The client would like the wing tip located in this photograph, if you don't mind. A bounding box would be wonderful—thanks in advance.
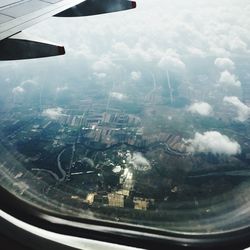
[58,45,65,55]
[131,1,137,9]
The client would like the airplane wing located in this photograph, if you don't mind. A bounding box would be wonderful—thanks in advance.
[0,0,136,60]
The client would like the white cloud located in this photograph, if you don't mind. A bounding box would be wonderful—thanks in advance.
[188,102,213,116]
[185,131,241,156]
[56,86,68,92]
[214,58,235,70]
[94,72,107,79]
[21,79,37,87]
[187,47,206,57]
[12,79,37,95]
[127,152,151,171]
[92,56,116,72]
[12,86,25,95]
[158,49,186,72]
[110,92,127,100]
[112,42,131,58]
[130,71,141,81]
[229,37,248,52]
[218,70,241,87]
[223,96,250,122]
[210,47,231,57]
[42,107,64,120]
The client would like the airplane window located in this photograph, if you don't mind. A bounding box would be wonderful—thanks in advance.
[1,0,250,235]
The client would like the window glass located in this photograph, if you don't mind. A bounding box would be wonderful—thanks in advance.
[1,0,250,233]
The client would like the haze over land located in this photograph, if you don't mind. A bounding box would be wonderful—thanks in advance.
[1,0,250,232]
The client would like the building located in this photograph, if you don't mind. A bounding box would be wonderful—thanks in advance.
[108,192,124,208]
[85,192,96,205]
[133,197,154,211]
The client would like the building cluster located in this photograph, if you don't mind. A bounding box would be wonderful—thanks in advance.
[58,114,83,127]
[81,111,143,147]
[80,110,186,153]
[84,191,154,211]
[141,132,185,152]
[83,164,154,211]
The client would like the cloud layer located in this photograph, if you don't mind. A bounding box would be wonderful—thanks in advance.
[12,79,37,95]
[12,86,25,95]
[131,71,141,81]
[223,96,250,122]
[214,58,235,70]
[42,107,64,120]
[110,92,127,100]
[219,71,241,87]
[158,49,186,72]
[185,131,241,156]
[127,152,151,171]
[188,102,213,116]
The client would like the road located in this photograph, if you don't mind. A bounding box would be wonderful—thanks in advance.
[31,168,59,181]
[57,148,66,181]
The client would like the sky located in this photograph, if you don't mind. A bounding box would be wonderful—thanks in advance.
[3,0,250,85]
[1,0,250,156]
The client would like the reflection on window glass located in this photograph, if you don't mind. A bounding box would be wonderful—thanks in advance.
[1,0,250,234]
